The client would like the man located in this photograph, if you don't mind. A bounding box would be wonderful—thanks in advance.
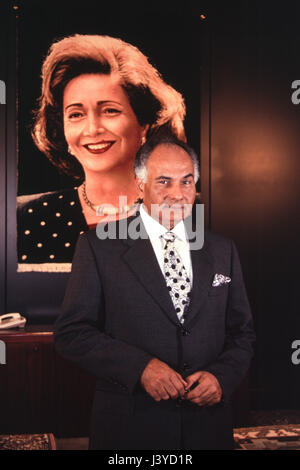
[54,133,255,450]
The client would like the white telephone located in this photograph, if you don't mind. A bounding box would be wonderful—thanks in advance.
[0,313,27,329]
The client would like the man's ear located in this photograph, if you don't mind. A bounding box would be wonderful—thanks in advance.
[136,178,144,196]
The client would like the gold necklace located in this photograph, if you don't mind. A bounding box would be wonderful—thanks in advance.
[81,182,141,216]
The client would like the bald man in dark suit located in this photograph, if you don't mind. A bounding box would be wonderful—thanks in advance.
[54,133,255,450]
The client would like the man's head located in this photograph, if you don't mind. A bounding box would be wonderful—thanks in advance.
[134,133,199,229]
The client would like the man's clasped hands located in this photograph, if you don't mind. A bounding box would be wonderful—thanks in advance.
[141,358,222,406]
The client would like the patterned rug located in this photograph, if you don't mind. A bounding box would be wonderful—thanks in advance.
[234,424,300,450]
[0,434,56,450]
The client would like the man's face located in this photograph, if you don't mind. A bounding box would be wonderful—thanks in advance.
[138,144,196,229]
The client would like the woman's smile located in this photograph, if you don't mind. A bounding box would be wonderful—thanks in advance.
[83,140,115,154]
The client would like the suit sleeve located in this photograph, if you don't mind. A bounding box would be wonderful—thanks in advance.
[204,240,256,402]
[54,234,153,394]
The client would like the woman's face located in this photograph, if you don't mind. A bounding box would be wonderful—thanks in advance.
[63,73,148,176]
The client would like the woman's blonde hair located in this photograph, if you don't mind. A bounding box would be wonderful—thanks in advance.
[32,34,186,179]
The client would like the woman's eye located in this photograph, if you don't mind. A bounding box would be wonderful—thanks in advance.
[67,111,83,120]
[103,108,121,115]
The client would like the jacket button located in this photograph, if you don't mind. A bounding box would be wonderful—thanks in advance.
[183,363,189,370]
[176,398,183,408]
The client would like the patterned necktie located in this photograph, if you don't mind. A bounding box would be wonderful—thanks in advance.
[161,232,191,324]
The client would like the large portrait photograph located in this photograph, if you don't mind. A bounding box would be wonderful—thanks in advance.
[16,1,202,272]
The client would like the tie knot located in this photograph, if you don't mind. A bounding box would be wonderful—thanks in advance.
[161,231,176,243]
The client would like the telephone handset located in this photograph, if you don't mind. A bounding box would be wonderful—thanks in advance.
[0,313,26,329]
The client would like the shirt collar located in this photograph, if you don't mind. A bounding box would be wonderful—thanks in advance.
[139,204,188,243]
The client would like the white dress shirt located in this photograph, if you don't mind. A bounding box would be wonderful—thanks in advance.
[139,204,193,286]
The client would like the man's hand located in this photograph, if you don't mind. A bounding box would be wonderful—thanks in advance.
[141,358,187,401]
[184,371,222,406]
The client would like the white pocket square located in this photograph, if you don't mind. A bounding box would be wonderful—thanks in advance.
[212,273,231,287]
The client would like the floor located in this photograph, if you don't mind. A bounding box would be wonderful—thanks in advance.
[55,437,89,450]
[54,409,300,450]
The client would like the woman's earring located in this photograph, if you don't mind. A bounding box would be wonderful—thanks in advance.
[141,136,146,146]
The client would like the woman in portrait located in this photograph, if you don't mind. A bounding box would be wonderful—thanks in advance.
[17,34,186,268]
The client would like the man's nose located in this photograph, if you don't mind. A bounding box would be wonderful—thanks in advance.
[83,113,105,137]
[167,184,184,201]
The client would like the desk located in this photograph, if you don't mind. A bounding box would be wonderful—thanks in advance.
[0,325,95,437]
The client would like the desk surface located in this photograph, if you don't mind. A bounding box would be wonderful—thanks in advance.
[0,324,54,342]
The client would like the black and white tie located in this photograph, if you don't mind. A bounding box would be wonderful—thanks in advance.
[161,232,191,324]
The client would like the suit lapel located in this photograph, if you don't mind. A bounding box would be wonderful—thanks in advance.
[184,244,214,327]
[183,211,215,327]
[121,213,181,326]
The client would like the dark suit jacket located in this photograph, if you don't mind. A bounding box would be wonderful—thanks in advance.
[54,211,255,450]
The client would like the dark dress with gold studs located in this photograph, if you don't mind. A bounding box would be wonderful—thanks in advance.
[17,188,91,264]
